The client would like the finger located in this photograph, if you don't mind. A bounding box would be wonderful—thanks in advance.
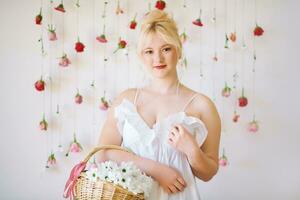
[164,187,172,194]
[174,181,184,191]
[168,131,175,140]
[177,177,186,187]
[170,127,179,135]
[168,185,179,193]
[169,131,176,137]
[175,124,184,132]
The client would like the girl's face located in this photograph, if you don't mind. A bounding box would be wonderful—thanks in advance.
[140,33,179,79]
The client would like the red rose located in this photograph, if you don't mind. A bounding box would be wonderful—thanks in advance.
[35,14,42,25]
[75,40,85,52]
[130,21,137,29]
[238,89,248,107]
[113,39,127,53]
[254,25,264,36]
[35,79,45,91]
[155,0,166,10]
[119,40,127,48]
[239,96,248,107]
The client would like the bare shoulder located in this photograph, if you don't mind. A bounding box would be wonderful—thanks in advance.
[193,93,219,118]
[181,86,219,120]
[112,88,138,107]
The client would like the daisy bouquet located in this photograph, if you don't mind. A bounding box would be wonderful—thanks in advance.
[86,161,153,198]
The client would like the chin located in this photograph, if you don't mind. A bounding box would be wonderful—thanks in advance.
[151,69,173,79]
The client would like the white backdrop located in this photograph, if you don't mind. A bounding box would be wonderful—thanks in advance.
[0,0,300,199]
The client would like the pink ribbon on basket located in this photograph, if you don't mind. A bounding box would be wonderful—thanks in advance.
[63,161,87,200]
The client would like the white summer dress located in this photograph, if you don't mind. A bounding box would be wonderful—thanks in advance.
[114,89,208,200]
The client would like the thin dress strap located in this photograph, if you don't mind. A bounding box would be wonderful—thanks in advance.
[182,93,198,111]
[133,88,139,105]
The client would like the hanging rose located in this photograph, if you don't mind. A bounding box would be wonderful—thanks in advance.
[248,119,259,133]
[35,8,43,25]
[180,30,188,43]
[99,96,109,110]
[96,34,108,43]
[222,83,231,97]
[224,33,229,48]
[253,24,264,36]
[155,0,166,10]
[59,53,71,67]
[66,134,83,156]
[47,24,57,41]
[113,39,127,53]
[75,90,83,104]
[129,14,137,30]
[54,2,66,13]
[75,37,85,53]
[34,77,45,92]
[219,149,228,167]
[116,0,124,15]
[46,152,56,168]
[238,88,248,107]
[212,52,218,62]
[229,32,237,42]
[39,115,48,131]
[232,111,240,123]
[88,158,98,170]
[192,18,203,27]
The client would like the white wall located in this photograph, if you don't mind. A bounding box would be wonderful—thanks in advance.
[1,0,300,199]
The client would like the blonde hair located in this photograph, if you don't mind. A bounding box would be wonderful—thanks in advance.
[137,10,182,59]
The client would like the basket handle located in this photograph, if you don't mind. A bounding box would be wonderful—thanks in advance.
[64,145,131,199]
[82,144,132,163]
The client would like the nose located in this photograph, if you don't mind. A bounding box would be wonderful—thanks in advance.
[153,51,164,63]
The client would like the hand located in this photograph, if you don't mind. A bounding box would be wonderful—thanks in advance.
[168,124,198,155]
[153,163,186,194]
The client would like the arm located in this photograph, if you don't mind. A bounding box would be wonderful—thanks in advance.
[168,96,221,182]
[98,89,187,194]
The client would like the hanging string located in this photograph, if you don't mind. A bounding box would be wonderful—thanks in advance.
[232,0,238,88]
[102,0,108,97]
[241,0,246,49]
[38,0,49,171]
[126,0,130,89]
[252,0,257,121]
[56,0,66,151]
[252,51,257,121]
[47,0,54,168]
[73,0,80,140]
[233,0,237,33]
[211,0,217,102]
[199,0,204,90]
[223,0,228,85]
[113,0,121,97]
[90,0,97,147]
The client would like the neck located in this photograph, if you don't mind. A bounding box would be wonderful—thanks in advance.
[148,77,180,95]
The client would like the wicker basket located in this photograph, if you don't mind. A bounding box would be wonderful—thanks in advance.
[64,145,145,200]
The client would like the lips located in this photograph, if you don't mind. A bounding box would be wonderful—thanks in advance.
[154,64,167,69]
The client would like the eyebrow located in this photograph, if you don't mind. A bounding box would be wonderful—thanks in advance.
[143,44,171,50]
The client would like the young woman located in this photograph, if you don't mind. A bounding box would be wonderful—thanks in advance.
[98,10,221,200]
